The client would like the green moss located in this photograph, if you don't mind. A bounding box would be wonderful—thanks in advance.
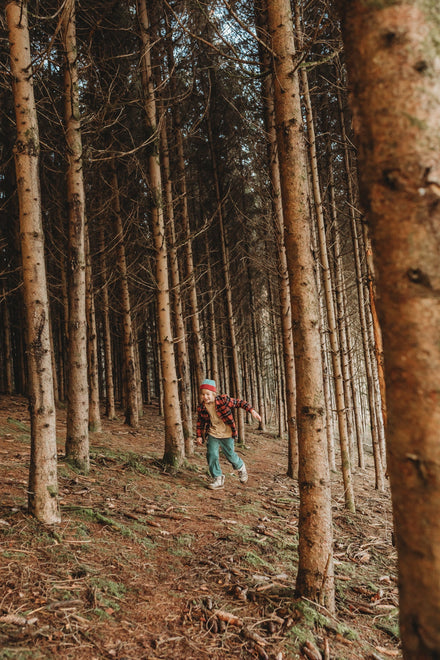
[243,550,273,569]
[285,624,313,653]
[90,577,127,599]
[375,610,400,640]
[336,622,359,641]
[295,599,331,628]
[7,417,30,432]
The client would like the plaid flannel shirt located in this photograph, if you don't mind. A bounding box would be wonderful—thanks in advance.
[196,394,253,441]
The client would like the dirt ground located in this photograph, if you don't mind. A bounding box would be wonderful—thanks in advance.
[0,395,401,659]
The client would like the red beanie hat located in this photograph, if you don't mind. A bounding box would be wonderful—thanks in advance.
[200,378,216,392]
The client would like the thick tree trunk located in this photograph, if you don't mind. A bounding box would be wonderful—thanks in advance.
[138,0,184,466]
[62,0,89,473]
[340,4,440,657]
[6,0,60,524]
[265,0,334,611]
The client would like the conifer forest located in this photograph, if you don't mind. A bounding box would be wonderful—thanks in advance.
[0,1,439,659]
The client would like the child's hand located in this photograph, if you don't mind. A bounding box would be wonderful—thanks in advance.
[196,437,203,446]
[251,409,262,423]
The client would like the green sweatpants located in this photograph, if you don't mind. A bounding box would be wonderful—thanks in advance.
[206,434,244,478]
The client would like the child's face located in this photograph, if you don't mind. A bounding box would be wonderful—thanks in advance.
[200,388,215,404]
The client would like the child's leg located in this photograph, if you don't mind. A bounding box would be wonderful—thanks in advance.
[219,437,244,470]
[206,435,222,477]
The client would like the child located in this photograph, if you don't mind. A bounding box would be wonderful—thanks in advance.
[196,378,262,490]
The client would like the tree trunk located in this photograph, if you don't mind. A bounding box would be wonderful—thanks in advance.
[205,233,220,386]
[160,110,193,454]
[98,223,116,419]
[340,4,440,657]
[336,79,384,487]
[85,222,101,432]
[205,112,246,442]
[137,0,184,466]
[265,0,334,611]
[1,281,14,394]
[256,2,297,475]
[300,49,355,511]
[363,226,387,466]
[6,0,60,524]
[62,0,89,473]
[49,312,59,406]
[328,152,364,469]
[111,162,139,427]
[166,34,205,393]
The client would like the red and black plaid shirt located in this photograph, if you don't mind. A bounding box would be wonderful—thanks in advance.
[196,394,253,440]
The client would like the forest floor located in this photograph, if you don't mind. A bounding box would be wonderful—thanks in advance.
[0,395,401,660]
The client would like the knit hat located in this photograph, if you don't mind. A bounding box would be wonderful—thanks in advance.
[200,378,216,392]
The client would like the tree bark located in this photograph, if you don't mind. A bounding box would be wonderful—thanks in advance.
[205,233,220,386]
[98,223,116,420]
[299,46,355,511]
[6,0,60,524]
[160,110,193,454]
[1,281,14,394]
[336,79,384,486]
[265,0,334,611]
[256,2,298,476]
[206,112,245,442]
[111,162,139,427]
[62,0,89,473]
[85,222,101,432]
[137,0,184,466]
[340,3,440,657]
[165,32,205,394]
[328,156,364,470]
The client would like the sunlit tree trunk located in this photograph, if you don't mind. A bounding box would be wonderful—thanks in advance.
[62,0,89,473]
[138,0,184,466]
[340,4,440,657]
[265,0,334,611]
[6,0,60,524]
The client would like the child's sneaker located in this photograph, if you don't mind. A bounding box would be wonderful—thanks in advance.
[208,475,225,490]
[238,463,248,483]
